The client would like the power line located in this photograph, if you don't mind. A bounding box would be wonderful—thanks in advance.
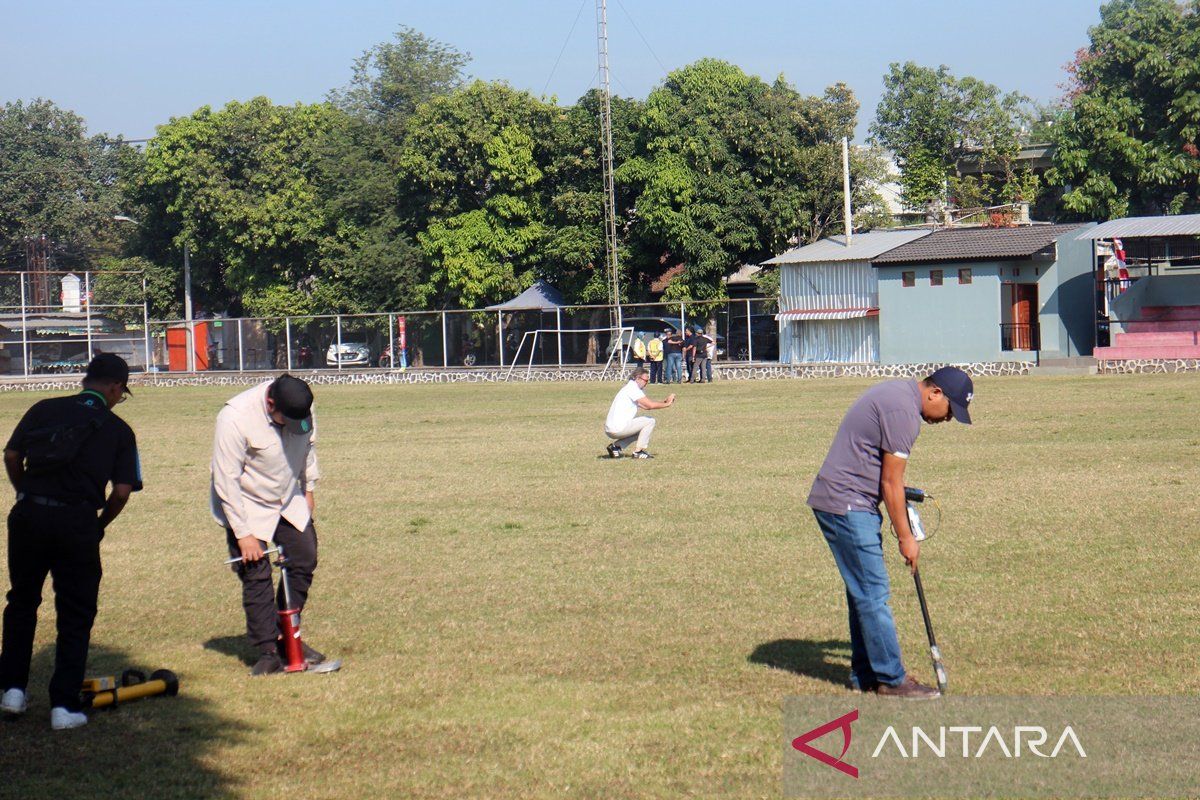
[613,0,670,76]
[542,0,590,98]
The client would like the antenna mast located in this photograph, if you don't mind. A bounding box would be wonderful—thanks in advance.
[596,0,622,328]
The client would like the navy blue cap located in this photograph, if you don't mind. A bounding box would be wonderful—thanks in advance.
[928,366,973,424]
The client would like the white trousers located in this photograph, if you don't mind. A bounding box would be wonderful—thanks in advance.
[605,416,656,451]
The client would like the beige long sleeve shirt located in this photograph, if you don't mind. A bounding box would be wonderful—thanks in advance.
[210,381,319,541]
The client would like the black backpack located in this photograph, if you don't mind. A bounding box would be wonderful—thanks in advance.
[21,417,104,476]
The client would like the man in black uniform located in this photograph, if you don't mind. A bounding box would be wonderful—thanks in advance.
[0,354,142,729]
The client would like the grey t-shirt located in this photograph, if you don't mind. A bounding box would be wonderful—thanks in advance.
[807,379,922,515]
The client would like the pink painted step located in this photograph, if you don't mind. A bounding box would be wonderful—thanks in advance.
[1139,305,1200,321]
[1114,331,1199,346]
[1094,344,1200,359]
[1125,319,1200,333]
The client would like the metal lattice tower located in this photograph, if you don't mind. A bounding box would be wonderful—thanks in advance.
[596,0,622,328]
[24,235,52,311]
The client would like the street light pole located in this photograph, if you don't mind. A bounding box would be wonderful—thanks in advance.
[184,244,195,372]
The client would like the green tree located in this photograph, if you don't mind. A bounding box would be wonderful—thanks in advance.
[870,62,1035,210]
[397,82,562,308]
[329,26,469,128]
[0,100,136,271]
[618,60,885,300]
[318,26,472,313]
[1051,0,1200,219]
[134,97,339,316]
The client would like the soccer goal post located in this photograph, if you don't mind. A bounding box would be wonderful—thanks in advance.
[503,326,634,381]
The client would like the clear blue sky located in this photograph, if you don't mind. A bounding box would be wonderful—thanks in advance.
[1,0,1101,141]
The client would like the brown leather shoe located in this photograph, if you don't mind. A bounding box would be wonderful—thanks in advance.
[875,676,941,699]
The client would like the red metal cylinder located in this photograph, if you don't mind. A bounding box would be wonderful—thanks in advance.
[277,608,306,672]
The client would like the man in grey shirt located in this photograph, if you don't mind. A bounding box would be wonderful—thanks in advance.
[807,367,973,699]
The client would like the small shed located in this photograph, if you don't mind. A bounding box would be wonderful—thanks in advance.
[766,230,931,363]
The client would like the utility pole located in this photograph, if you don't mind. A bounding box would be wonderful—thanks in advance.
[184,244,195,372]
[597,0,622,330]
[842,137,853,247]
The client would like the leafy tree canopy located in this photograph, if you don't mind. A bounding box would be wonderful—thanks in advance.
[871,62,1035,209]
[1051,0,1200,219]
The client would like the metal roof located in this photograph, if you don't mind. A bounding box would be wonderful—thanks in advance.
[764,230,932,265]
[1075,214,1200,240]
[872,223,1087,265]
[485,279,564,310]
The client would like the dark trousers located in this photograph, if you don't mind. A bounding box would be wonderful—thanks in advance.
[649,360,663,383]
[226,519,318,654]
[0,501,102,711]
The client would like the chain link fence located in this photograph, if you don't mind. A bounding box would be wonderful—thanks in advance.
[0,275,779,377]
[0,271,150,377]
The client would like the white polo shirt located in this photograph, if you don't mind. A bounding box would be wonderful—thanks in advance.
[605,380,645,432]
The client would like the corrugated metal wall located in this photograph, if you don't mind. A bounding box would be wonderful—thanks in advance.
[786,317,880,363]
[780,260,879,362]
[780,260,878,311]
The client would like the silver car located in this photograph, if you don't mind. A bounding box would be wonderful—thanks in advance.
[325,341,372,367]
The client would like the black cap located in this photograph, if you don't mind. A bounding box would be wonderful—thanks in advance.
[268,374,314,435]
[85,353,131,395]
[927,366,973,424]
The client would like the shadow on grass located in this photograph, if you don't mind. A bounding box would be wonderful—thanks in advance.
[748,638,850,687]
[203,634,255,667]
[0,642,251,800]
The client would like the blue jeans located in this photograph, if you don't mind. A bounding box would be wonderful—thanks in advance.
[812,509,906,689]
[665,353,683,383]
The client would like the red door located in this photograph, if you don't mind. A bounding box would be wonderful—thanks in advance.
[1011,284,1037,350]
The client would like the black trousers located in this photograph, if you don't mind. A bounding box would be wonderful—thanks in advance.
[0,500,102,711]
[649,360,663,383]
[226,519,318,654]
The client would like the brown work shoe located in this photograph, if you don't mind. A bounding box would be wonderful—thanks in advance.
[875,676,941,699]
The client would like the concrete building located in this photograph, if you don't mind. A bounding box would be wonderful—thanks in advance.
[871,223,1095,364]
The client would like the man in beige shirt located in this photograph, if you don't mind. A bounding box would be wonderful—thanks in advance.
[211,374,326,676]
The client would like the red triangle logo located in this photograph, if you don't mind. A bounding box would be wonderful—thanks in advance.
[791,708,859,778]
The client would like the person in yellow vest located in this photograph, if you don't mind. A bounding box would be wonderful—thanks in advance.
[631,334,647,370]
[646,333,665,384]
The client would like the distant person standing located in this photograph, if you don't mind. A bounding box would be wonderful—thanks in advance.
[700,331,710,383]
[807,367,973,699]
[604,367,675,459]
[631,334,647,369]
[664,329,685,384]
[692,327,712,384]
[683,327,700,383]
[0,354,142,730]
[647,333,664,384]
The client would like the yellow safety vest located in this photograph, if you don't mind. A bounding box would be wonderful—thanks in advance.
[646,337,663,361]
[632,338,647,359]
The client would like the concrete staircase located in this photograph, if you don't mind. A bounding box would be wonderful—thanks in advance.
[1094,305,1200,360]
[1028,356,1098,376]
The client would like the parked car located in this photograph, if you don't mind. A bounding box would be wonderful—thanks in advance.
[725,314,779,361]
[605,317,725,361]
[326,341,372,367]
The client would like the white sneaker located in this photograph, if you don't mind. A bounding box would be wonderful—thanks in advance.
[50,706,87,730]
[1,688,27,715]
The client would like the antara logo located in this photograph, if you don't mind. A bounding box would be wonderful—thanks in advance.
[792,709,859,778]
[792,710,1088,779]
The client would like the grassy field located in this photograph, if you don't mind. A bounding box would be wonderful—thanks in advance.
[0,372,1197,799]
